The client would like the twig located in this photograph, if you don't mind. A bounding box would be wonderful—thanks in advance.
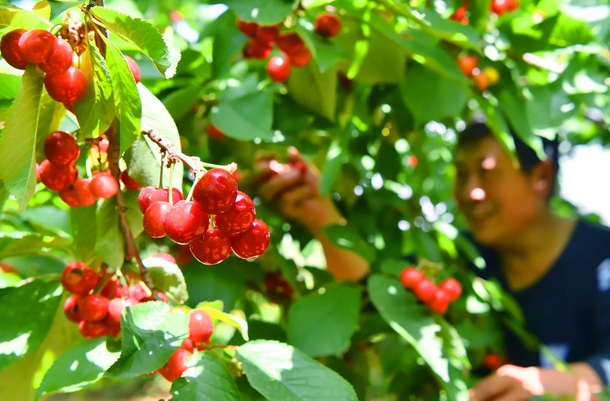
[142,129,205,175]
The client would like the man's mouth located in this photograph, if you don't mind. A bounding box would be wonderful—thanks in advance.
[462,203,495,222]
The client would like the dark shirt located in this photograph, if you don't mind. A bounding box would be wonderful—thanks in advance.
[468,219,610,384]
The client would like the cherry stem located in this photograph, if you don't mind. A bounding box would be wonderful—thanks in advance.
[142,129,204,175]
[185,179,197,203]
[158,150,165,189]
[168,163,174,205]
[200,161,238,174]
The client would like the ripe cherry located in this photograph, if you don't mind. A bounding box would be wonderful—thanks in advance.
[180,338,195,353]
[64,294,82,323]
[128,282,149,303]
[58,186,80,207]
[152,252,177,264]
[483,354,506,370]
[413,279,437,303]
[138,186,184,213]
[98,138,109,153]
[123,55,141,83]
[450,6,469,24]
[44,66,87,103]
[143,201,172,238]
[0,29,28,69]
[107,297,131,324]
[472,72,489,91]
[231,219,270,260]
[38,37,73,75]
[73,178,100,207]
[78,320,110,339]
[214,191,255,235]
[105,315,121,337]
[192,168,238,214]
[427,289,451,314]
[39,160,78,192]
[236,18,258,37]
[206,124,225,140]
[79,295,110,322]
[267,55,291,83]
[162,201,209,245]
[44,131,80,165]
[119,170,142,190]
[243,38,272,59]
[490,0,507,14]
[288,47,311,68]
[314,13,342,38]
[158,348,191,382]
[189,310,214,343]
[457,55,478,77]
[90,172,119,199]
[399,267,425,290]
[189,228,233,265]
[255,24,280,44]
[439,277,462,301]
[18,29,55,64]
[100,276,125,299]
[61,262,98,296]
[277,33,305,56]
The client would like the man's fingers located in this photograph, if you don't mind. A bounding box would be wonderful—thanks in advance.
[258,168,303,202]
[470,376,516,401]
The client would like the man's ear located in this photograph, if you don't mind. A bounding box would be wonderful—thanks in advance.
[532,160,555,199]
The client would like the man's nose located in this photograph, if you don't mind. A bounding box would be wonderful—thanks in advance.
[461,177,486,201]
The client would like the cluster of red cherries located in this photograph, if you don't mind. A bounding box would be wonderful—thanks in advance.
[399,267,462,314]
[450,0,519,25]
[37,131,123,207]
[156,309,215,381]
[456,54,500,92]
[139,168,270,265]
[264,272,294,300]
[61,261,167,339]
[237,12,342,83]
[0,28,87,105]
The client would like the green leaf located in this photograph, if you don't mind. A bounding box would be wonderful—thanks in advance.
[105,301,188,378]
[197,306,249,342]
[163,84,202,121]
[143,255,188,304]
[319,140,344,197]
[0,7,49,29]
[295,25,347,73]
[0,280,63,371]
[47,0,82,20]
[105,40,142,154]
[90,7,181,78]
[401,63,469,126]
[0,73,20,100]
[322,224,376,262]
[287,286,361,357]
[0,65,43,212]
[236,340,358,401]
[368,274,469,400]
[210,92,273,141]
[286,59,337,121]
[0,232,71,260]
[221,0,293,24]
[70,205,98,264]
[94,197,123,269]
[35,338,119,399]
[125,84,183,192]
[170,352,243,401]
[418,9,481,51]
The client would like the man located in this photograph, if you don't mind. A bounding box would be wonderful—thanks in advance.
[253,122,610,400]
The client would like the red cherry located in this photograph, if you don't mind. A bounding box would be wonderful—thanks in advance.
[128,282,149,303]
[143,201,172,238]
[450,6,469,23]
[243,38,272,59]
[107,297,131,324]
[231,219,270,260]
[483,354,506,370]
[288,47,311,68]
[78,320,110,339]
[255,24,280,44]
[338,72,353,89]
[457,55,478,77]
[267,55,291,82]
[277,33,305,56]
[152,252,177,264]
[138,186,184,213]
[78,295,110,322]
[399,267,425,290]
[214,191,255,235]
[408,155,418,167]
[38,37,73,75]
[44,66,87,103]
[427,289,451,314]
[162,201,209,245]
[314,13,342,38]
[413,279,437,303]
[105,315,121,337]
[0,29,28,69]
[61,262,98,296]
[236,18,258,37]
[192,168,238,214]
[39,160,78,192]
[180,338,195,353]
[123,55,141,83]
[73,178,100,207]
[98,138,109,153]
[158,348,191,382]
[17,29,55,64]
[100,276,125,299]
[189,310,214,343]
[44,131,80,165]
[64,294,82,323]
[189,228,233,265]
[140,292,168,303]
[206,124,225,140]
[119,170,142,190]
[58,186,80,207]
[506,0,519,11]
[439,278,462,301]
[90,172,119,199]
